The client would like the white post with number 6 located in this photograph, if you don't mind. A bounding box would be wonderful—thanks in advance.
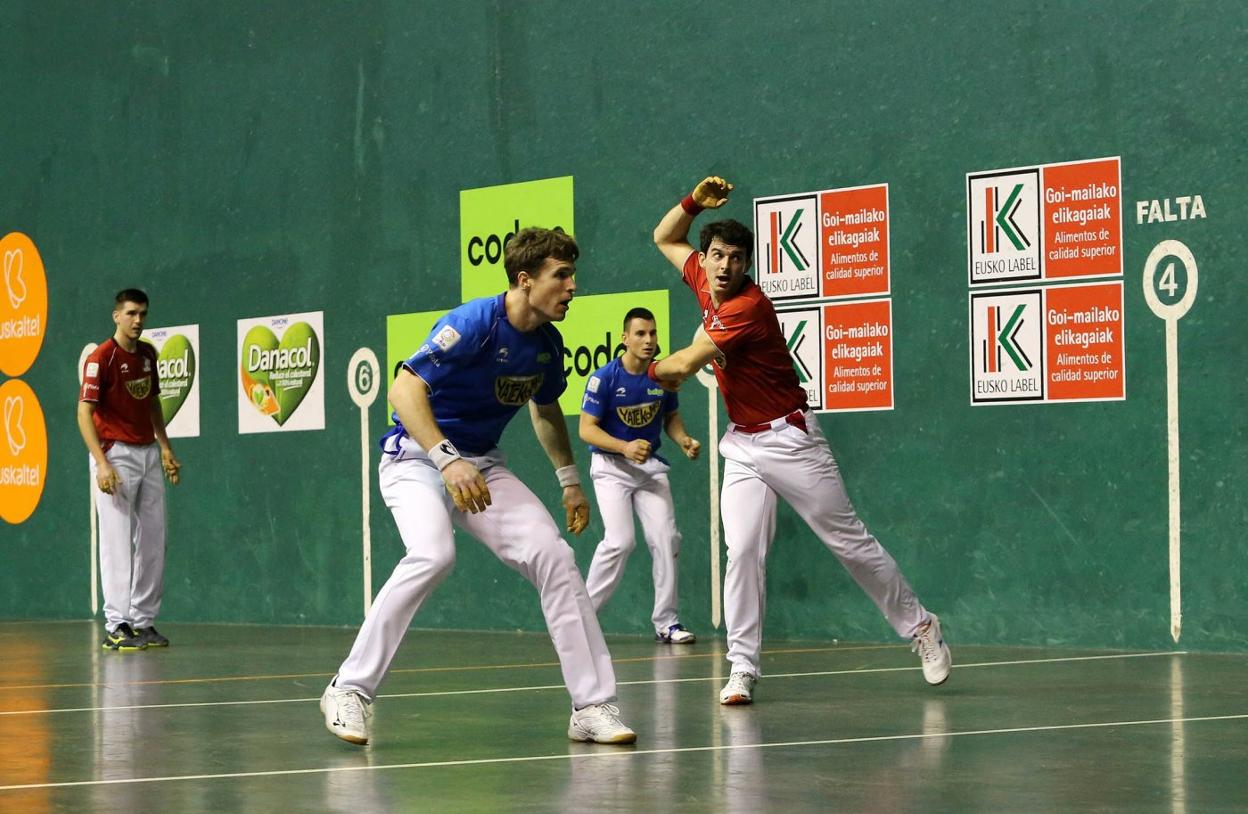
[347,348,381,615]
[79,343,99,614]
[1142,240,1198,643]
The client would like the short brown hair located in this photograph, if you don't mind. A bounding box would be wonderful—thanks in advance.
[699,219,754,261]
[503,227,579,286]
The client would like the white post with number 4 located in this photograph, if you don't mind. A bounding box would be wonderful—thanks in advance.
[347,348,381,616]
[1142,240,1198,643]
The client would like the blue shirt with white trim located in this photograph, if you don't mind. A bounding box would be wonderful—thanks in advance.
[581,356,678,460]
[380,294,566,455]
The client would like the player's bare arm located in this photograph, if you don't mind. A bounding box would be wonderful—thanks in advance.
[529,400,591,535]
[77,401,121,495]
[389,368,491,514]
[653,176,734,269]
[578,412,651,464]
[663,410,701,460]
[649,328,723,390]
[149,399,181,485]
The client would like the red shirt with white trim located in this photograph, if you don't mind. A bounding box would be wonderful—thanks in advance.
[681,251,807,425]
[80,338,161,449]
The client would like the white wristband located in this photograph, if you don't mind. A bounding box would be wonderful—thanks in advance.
[428,439,463,471]
[556,465,581,488]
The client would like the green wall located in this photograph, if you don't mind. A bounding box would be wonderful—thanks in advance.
[2,1,1244,652]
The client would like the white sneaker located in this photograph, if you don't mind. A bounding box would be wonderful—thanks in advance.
[912,614,952,685]
[719,671,757,705]
[567,703,637,744]
[320,680,373,745]
[655,624,696,644]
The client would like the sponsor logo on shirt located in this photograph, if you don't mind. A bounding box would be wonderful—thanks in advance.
[494,374,543,406]
[86,362,99,377]
[587,376,600,394]
[433,325,461,352]
[646,387,664,397]
[615,386,628,397]
[703,309,726,331]
[496,347,510,363]
[125,376,152,399]
[616,401,661,429]
[537,352,552,364]
[144,359,151,372]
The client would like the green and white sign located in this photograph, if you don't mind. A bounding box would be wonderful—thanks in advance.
[386,290,669,419]
[142,324,200,438]
[237,311,325,433]
[459,176,574,303]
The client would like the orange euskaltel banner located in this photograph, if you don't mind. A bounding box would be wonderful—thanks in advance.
[1,232,49,524]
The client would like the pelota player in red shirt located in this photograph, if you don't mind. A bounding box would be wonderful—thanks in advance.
[649,177,951,705]
[78,289,182,652]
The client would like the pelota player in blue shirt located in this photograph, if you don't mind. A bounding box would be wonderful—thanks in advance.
[321,228,636,746]
[580,307,702,644]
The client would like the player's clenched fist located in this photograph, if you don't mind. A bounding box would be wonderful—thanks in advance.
[563,485,590,535]
[680,436,702,460]
[442,459,492,514]
[162,448,181,485]
[622,438,651,464]
[96,463,121,495]
[692,176,734,209]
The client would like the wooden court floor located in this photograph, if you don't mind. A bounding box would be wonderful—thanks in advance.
[0,621,1245,813]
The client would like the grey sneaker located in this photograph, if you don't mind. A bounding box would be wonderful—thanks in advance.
[719,671,757,705]
[912,614,952,685]
[568,703,637,744]
[133,626,169,647]
[321,680,373,745]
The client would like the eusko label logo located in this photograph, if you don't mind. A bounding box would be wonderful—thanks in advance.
[967,169,1041,285]
[970,291,1043,403]
[754,195,818,300]
[777,308,822,410]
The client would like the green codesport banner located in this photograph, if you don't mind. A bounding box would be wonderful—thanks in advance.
[459,176,575,303]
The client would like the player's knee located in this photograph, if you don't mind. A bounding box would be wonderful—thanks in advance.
[599,533,637,557]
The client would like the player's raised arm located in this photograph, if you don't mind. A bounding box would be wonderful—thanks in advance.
[389,368,491,514]
[647,327,723,390]
[529,400,591,534]
[653,176,735,270]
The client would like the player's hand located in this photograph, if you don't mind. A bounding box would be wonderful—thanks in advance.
[680,436,702,460]
[161,447,181,485]
[96,462,121,495]
[622,439,651,464]
[563,485,590,535]
[442,459,491,514]
[692,176,734,209]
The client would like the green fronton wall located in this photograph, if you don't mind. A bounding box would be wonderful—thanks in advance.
[2,1,1245,652]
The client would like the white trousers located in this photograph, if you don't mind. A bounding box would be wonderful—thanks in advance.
[584,453,682,634]
[336,447,617,708]
[91,442,166,632]
[719,413,927,677]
